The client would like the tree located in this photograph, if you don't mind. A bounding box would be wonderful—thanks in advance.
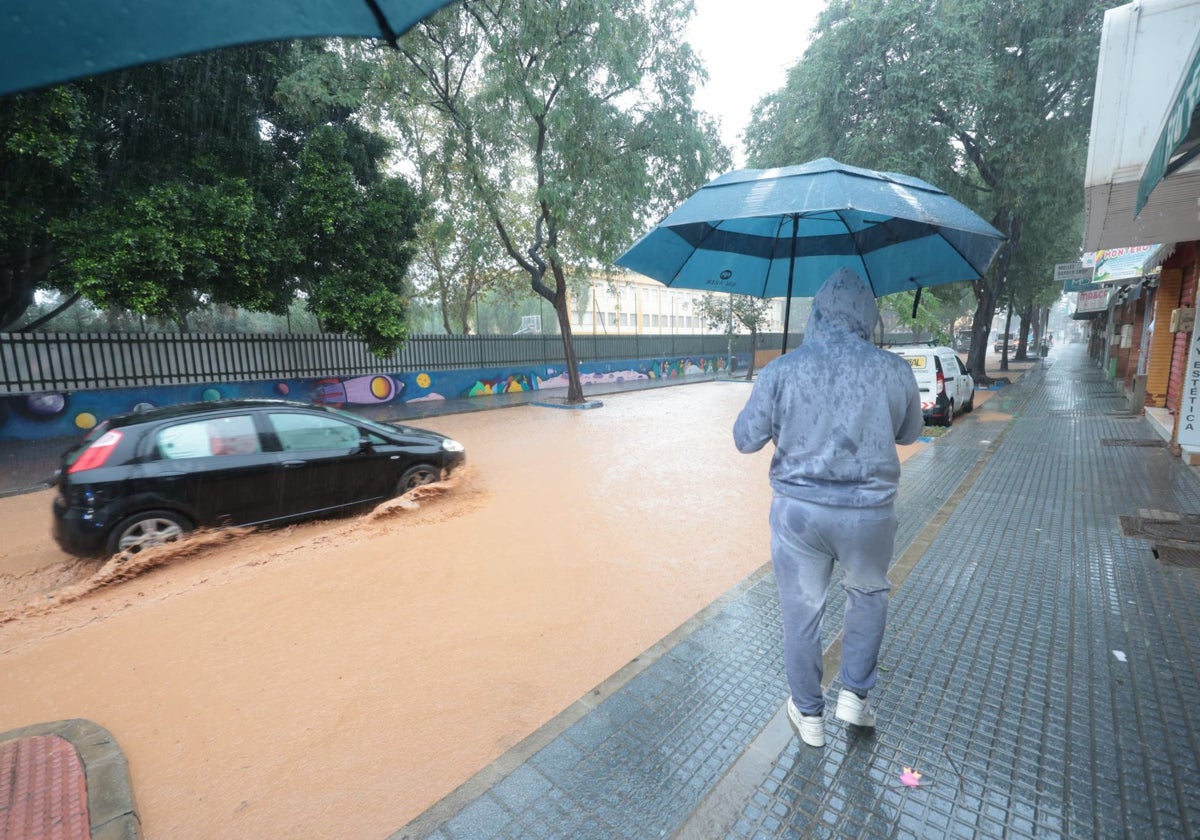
[879,284,972,345]
[743,0,1115,382]
[695,292,772,379]
[1,43,425,354]
[383,0,730,402]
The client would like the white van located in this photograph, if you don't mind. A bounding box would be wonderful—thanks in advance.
[887,344,975,426]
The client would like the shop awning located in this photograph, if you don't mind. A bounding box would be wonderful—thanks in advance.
[1137,32,1200,214]
[1083,0,1200,251]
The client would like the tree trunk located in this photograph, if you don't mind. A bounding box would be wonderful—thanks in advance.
[0,242,55,331]
[1001,303,1014,372]
[16,291,82,331]
[457,296,472,334]
[967,278,996,382]
[1029,307,1043,356]
[551,291,584,402]
[745,328,757,380]
[532,259,585,403]
[1015,304,1033,360]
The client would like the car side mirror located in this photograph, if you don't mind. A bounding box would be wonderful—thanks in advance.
[358,435,375,453]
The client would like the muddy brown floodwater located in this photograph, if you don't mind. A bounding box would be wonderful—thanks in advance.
[0,381,948,839]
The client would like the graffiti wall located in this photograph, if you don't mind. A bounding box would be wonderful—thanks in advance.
[0,354,741,441]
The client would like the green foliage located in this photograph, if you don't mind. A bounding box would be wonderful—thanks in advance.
[743,0,1118,373]
[1,42,424,354]
[695,292,772,335]
[880,284,973,343]
[50,169,278,325]
[383,0,730,398]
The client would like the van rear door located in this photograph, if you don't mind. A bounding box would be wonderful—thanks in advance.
[895,351,938,409]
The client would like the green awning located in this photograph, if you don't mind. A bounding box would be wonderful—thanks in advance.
[1137,34,1200,215]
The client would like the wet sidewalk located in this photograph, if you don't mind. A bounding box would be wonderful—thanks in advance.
[394,343,1200,839]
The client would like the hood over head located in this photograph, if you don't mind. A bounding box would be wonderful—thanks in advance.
[805,267,878,342]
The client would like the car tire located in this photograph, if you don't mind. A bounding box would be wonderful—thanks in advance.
[106,510,192,556]
[963,391,975,413]
[942,401,954,427]
[396,464,440,495]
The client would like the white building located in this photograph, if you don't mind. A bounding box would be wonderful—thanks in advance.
[568,273,788,336]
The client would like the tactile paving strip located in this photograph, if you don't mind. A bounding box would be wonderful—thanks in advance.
[0,735,90,840]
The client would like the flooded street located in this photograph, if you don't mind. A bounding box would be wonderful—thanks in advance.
[1,382,831,839]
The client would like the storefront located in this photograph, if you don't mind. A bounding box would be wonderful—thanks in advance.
[1083,0,1200,461]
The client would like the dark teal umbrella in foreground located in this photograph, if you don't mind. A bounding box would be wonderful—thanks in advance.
[616,158,1006,352]
[0,0,456,98]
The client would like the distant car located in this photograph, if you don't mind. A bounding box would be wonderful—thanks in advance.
[888,344,975,426]
[993,333,1019,354]
[51,400,466,557]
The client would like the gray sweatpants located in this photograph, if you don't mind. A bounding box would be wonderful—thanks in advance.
[769,495,896,715]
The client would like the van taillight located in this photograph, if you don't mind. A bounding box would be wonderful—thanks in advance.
[68,430,123,473]
[936,369,945,395]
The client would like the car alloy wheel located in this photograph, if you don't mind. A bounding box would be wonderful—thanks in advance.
[396,464,439,494]
[108,510,190,556]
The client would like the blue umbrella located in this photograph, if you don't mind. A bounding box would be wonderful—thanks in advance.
[0,0,456,98]
[615,158,1006,352]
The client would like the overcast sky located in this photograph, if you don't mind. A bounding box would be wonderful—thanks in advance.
[687,0,828,166]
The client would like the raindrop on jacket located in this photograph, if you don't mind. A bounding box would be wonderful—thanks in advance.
[732,268,923,507]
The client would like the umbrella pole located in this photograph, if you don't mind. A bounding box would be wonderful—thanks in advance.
[780,214,799,354]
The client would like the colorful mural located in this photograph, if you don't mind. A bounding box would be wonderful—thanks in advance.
[0,353,745,442]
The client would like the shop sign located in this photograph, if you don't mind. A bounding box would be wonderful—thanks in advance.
[1092,245,1163,285]
[1056,261,1094,293]
[1178,312,1200,448]
[1075,288,1110,314]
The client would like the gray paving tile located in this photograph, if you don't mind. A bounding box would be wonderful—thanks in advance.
[725,349,1200,839]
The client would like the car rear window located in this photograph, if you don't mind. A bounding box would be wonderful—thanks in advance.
[157,415,261,459]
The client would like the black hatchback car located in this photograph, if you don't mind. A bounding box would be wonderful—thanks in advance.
[51,399,466,557]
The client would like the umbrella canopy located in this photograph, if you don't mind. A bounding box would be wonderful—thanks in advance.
[615,158,1006,349]
[0,0,456,98]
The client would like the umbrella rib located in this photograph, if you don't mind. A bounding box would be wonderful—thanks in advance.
[667,222,728,288]
[761,215,793,300]
[364,0,401,48]
[833,209,880,295]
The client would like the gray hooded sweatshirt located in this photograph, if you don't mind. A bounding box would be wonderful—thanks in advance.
[733,267,924,508]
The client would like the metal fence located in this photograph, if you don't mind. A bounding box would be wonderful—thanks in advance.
[0,331,759,394]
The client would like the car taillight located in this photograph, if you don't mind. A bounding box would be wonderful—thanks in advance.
[68,430,123,473]
[936,369,945,395]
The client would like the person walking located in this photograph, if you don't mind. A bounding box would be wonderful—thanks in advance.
[733,267,923,748]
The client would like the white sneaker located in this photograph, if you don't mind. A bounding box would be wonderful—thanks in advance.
[835,689,876,728]
[786,698,825,747]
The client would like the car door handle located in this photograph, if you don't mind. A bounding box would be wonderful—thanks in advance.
[282,460,307,468]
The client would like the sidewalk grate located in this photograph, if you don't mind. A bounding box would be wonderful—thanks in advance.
[1120,518,1200,543]
[1153,546,1200,569]
[1102,438,1167,447]
[1120,511,1200,569]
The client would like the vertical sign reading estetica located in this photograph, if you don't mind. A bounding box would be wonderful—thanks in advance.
[1179,313,1200,448]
